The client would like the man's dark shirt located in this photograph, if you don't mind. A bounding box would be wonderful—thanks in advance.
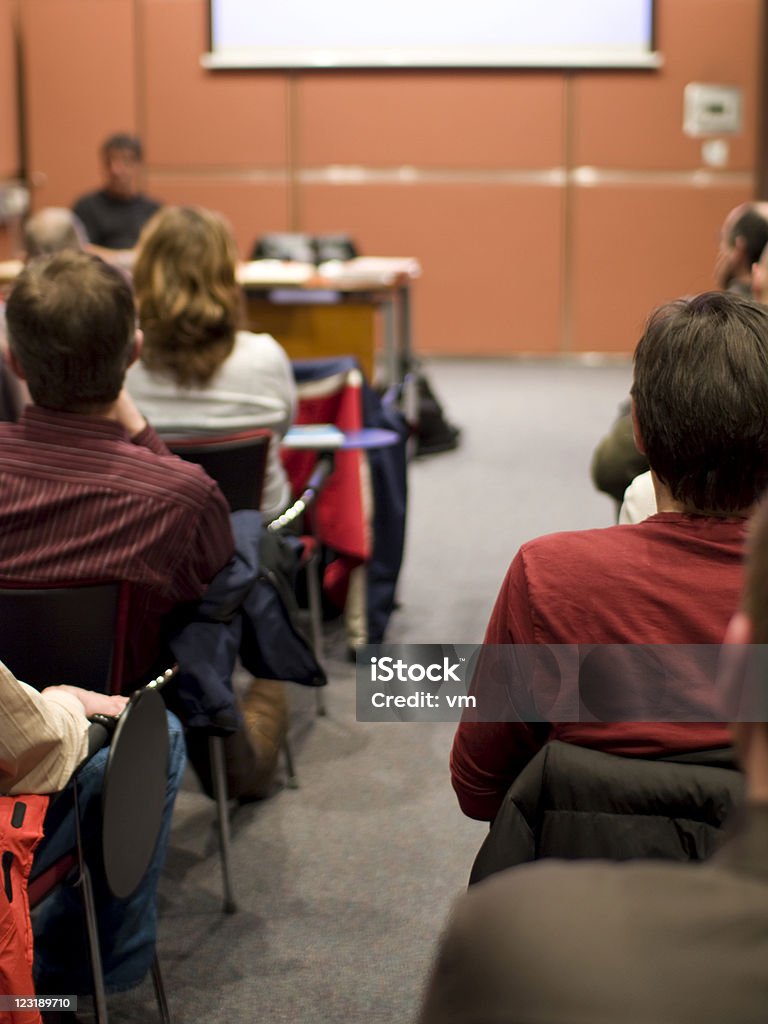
[72,190,160,249]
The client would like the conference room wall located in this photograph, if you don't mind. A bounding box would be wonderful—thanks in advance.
[9,0,762,355]
[0,0,19,256]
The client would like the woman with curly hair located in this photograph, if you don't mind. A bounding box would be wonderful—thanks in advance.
[127,205,296,521]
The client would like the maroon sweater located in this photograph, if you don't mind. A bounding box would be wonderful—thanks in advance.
[0,407,234,683]
[451,513,746,820]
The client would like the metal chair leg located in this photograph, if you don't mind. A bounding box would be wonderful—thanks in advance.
[208,735,237,914]
[151,953,171,1024]
[79,863,109,1024]
[305,551,327,716]
[283,734,299,790]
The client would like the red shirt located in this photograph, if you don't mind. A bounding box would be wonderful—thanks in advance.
[451,514,746,820]
[0,407,234,683]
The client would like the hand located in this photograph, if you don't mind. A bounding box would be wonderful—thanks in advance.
[45,685,129,718]
[113,388,148,438]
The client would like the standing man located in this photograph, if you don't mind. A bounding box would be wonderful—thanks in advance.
[72,133,160,251]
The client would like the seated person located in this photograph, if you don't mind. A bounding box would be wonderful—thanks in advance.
[72,133,160,253]
[715,200,768,295]
[418,496,768,1024]
[592,202,768,508]
[0,250,233,685]
[451,291,768,821]
[0,250,290,799]
[618,467,656,523]
[126,205,296,522]
[0,658,184,1000]
[23,207,87,259]
[589,398,649,506]
[0,207,89,422]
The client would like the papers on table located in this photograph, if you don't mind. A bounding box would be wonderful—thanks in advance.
[283,423,346,449]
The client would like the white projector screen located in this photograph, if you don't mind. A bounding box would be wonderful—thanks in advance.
[204,0,659,70]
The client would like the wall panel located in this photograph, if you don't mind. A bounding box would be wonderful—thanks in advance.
[141,0,289,169]
[573,0,758,171]
[569,183,753,352]
[302,183,564,354]
[0,0,18,179]
[22,0,136,209]
[297,73,565,169]
[143,174,290,257]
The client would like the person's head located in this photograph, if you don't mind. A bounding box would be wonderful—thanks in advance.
[716,202,768,292]
[101,133,143,200]
[752,241,768,305]
[22,207,86,259]
[133,205,241,387]
[631,291,768,514]
[5,251,137,412]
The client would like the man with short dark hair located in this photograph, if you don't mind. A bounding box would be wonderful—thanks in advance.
[452,291,768,821]
[72,132,161,250]
[0,251,233,684]
[419,496,768,1024]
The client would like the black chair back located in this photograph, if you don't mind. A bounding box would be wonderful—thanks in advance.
[0,581,127,693]
[166,428,272,512]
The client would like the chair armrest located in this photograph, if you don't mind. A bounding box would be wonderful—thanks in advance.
[268,452,335,533]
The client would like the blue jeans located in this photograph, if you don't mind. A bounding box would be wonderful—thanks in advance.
[32,711,186,994]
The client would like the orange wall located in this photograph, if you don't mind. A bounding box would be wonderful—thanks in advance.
[14,0,764,355]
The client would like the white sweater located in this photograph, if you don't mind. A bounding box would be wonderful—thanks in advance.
[127,331,296,520]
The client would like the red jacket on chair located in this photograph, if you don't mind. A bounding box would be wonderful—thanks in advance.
[0,795,49,1024]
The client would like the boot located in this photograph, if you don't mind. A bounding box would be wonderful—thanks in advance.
[237,678,289,801]
[186,679,288,802]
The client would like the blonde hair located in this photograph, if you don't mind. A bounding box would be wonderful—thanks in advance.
[133,206,241,386]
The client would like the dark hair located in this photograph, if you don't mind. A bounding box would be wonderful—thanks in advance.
[101,132,143,161]
[729,208,768,266]
[5,251,136,412]
[631,291,768,513]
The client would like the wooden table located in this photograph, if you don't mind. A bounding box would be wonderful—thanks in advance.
[238,257,420,386]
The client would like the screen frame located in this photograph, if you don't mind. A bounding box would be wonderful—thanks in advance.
[203,1,660,71]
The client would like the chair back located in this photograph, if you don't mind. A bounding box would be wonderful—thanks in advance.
[166,428,272,512]
[0,581,128,694]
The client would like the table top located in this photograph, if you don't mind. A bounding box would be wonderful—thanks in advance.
[282,425,402,451]
[238,256,420,292]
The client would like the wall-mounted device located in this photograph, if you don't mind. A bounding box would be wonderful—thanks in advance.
[683,83,743,137]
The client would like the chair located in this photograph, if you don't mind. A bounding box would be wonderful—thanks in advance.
[469,740,744,886]
[0,581,238,916]
[269,452,336,715]
[0,629,173,1020]
[169,427,330,719]
[165,428,272,512]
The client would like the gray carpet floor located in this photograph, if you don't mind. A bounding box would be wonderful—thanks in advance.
[106,357,633,1023]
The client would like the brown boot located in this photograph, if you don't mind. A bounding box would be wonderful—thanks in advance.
[186,679,288,802]
[237,678,289,801]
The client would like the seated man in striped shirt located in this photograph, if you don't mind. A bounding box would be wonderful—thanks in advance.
[0,250,234,686]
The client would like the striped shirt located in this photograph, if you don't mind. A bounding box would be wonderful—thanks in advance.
[0,407,234,683]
